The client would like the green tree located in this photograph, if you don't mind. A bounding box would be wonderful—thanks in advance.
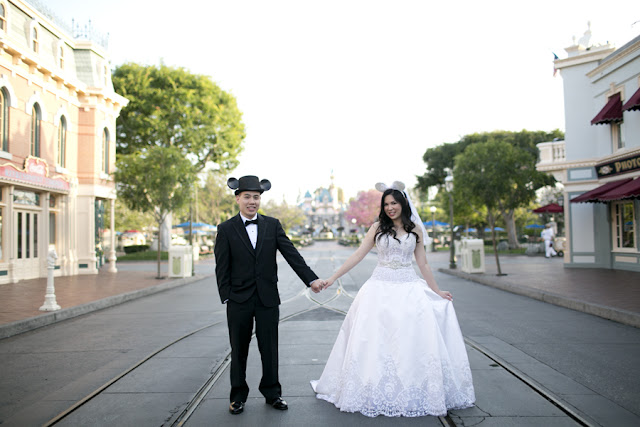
[197,172,238,226]
[174,171,237,227]
[261,199,307,234]
[105,198,155,233]
[454,140,536,275]
[417,130,562,247]
[112,63,245,172]
[114,146,197,278]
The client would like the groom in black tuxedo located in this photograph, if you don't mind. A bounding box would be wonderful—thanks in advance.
[215,175,324,415]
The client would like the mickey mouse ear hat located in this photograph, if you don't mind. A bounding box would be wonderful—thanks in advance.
[227,175,271,195]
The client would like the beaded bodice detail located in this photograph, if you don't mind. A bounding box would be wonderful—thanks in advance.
[371,233,419,282]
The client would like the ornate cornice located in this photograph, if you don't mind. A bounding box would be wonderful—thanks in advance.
[554,48,615,70]
[587,39,640,79]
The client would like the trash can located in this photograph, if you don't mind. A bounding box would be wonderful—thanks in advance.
[460,239,485,273]
[169,245,193,278]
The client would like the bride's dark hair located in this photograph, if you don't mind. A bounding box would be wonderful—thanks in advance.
[375,189,419,245]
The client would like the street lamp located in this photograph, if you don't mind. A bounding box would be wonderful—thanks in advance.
[444,171,456,269]
[430,206,437,252]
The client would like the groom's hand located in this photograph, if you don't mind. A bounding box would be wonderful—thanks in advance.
[310,279,324,293]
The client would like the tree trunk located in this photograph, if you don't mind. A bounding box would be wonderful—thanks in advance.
[156,221,163,279]
[504,210,519,249]
[489,211,504,276]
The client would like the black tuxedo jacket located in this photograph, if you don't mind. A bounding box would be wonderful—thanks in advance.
[214,213,318,307]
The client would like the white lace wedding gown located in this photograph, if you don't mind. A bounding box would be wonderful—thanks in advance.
[311,233,475,417]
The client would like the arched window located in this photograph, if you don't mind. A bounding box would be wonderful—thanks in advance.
[58,116,66,167]
[102,128,109,173]
[0,4,6,32]
[59,45,64,69]
[0,87,8,151]
[31,103,41,157]
[32,27,38,52]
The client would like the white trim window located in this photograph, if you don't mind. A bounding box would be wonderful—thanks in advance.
[58,44,65,69]
[612,201,636,251]
[612,122,625,151]
[57,116,66,167]
[102,127,109,174]
[0,2,7,32]
[31,26,39,53]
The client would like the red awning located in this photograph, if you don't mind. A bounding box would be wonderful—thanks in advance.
[571,178,633,203]
[532,203,564,213]
[591,92,623,125]
[622,87,640,112]
[598,178,640,201]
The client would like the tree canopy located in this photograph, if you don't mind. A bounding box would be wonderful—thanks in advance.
[112,63,245,172]
[417,130,562,191]
[261,199,307,233]
[454,140,536,273]
[417,129,563,248]
[114,145,197,277]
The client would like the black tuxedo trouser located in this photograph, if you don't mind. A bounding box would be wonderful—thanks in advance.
[226,291,281,403]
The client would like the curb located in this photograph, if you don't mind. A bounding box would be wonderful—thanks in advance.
[0,275,209,340]
[439,268,640,329]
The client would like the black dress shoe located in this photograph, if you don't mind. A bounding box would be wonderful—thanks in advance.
[267,397,288,410]
[229,401,244,414]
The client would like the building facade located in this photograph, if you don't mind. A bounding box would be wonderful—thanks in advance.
[0,0,127,283]
[299,174,347,236]
[537,28,640,271]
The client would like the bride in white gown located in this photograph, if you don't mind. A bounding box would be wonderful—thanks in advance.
[311,182,475,417]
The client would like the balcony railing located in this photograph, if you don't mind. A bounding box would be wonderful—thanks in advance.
[537,140,566,165]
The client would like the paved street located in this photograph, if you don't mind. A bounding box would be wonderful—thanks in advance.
[0,241,639,426]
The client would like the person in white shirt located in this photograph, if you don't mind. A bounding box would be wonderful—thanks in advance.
[541,224,557,258]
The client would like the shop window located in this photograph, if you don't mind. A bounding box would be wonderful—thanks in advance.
[612,201,636,251]
[14,189,40,206]
[49,212,56,246]
[49,195,59,251]
[17,211,21,258]
[34,213,38,258]
[31,103,41,157]
[102,128,109,173]
[58,116,66,167]
[0,87,8,152]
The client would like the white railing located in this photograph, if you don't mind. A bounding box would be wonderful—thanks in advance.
[537,140,566,165]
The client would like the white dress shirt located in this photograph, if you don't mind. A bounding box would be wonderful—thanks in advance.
[240,214,258,249]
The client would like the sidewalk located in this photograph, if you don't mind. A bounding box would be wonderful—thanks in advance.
[0,253,638,341]
[437,254,640,328]
[0,260,214,339]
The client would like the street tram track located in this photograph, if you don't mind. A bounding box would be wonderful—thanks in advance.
[42,320,227,426]
[462,337,593,427]
[43,274,590,427]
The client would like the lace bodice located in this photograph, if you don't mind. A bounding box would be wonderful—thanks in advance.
[371,233,420,282]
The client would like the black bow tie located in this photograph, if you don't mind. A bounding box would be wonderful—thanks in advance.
[244,219,258,227]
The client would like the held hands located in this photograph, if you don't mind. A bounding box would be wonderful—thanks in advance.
[310,278,335,293]
[310,279,326,293]
[319,278,335,291]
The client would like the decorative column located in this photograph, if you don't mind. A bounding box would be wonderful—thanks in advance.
[39,248,61,311]
[108,198,117,272]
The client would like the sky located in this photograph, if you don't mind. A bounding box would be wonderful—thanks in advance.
[43,0,640,203]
